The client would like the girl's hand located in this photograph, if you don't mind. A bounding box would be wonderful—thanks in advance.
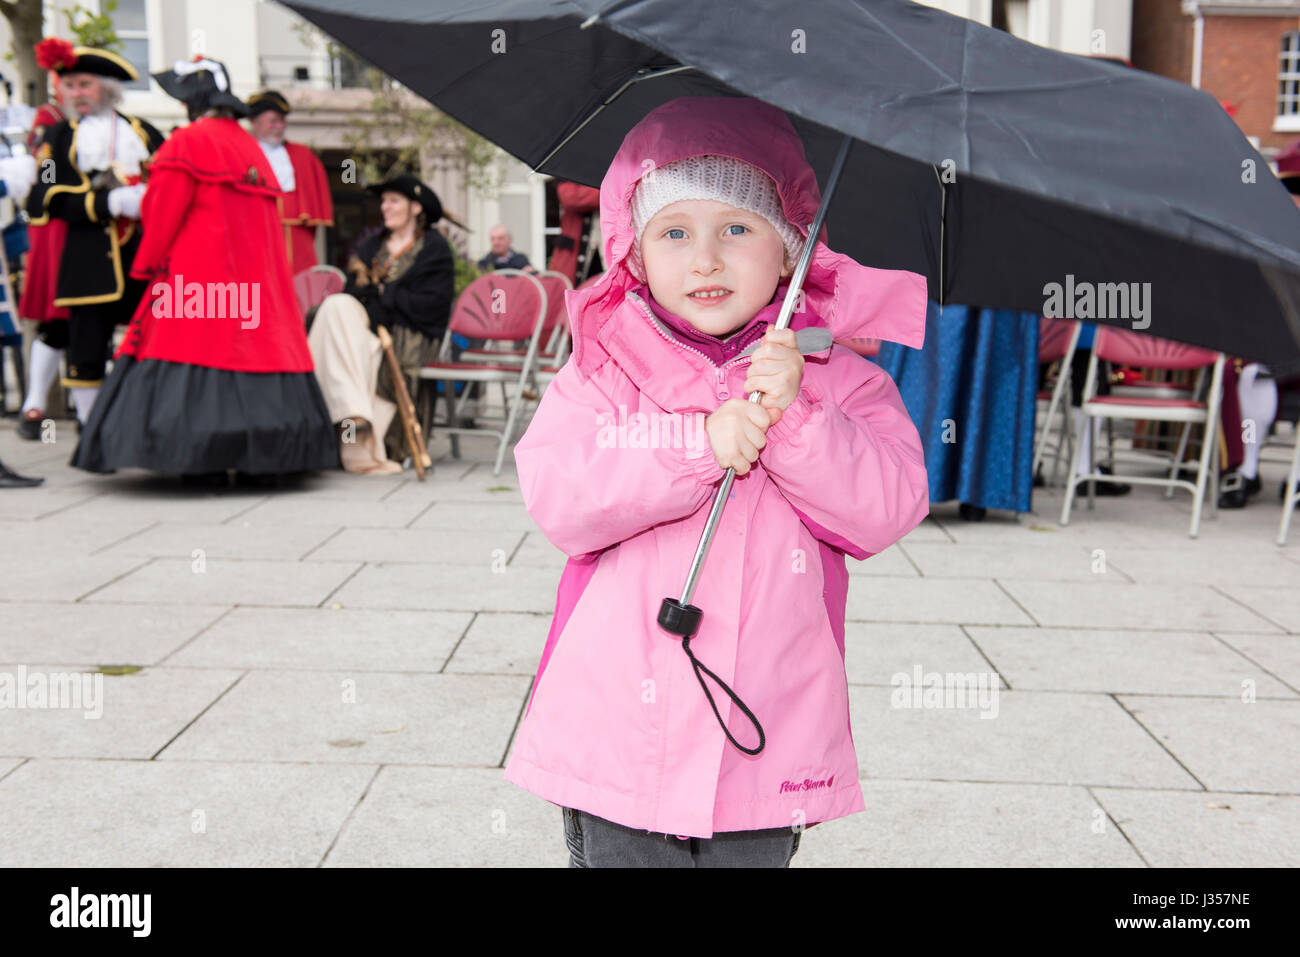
[743,328,804,417]
[705,398,777,475]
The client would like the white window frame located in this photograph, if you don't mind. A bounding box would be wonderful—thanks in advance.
[1276,30,1300,131]
[102,0,153,94]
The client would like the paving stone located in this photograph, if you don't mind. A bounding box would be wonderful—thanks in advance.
[0,665,242,759]
[167,607,471,672]
[158,670,529,766]
[1116,695,1300,793]
[0,759,375,866]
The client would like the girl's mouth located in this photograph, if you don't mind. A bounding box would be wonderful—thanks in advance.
[688,289,732,305]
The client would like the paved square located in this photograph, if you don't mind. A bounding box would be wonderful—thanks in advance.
[1,417,1297,867]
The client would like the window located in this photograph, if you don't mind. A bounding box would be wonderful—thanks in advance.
[1280,31,1300,119]
[111,0,150,92]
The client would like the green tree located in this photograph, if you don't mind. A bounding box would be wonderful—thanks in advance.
[1,0,122,105]
[63,1,122,50]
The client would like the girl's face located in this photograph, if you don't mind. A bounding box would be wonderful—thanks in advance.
[641,199,792,336]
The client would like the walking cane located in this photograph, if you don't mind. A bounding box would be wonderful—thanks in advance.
[656,135,854,755]
[376,325,432,480]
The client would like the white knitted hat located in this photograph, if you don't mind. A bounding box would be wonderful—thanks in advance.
[626,154,805,283]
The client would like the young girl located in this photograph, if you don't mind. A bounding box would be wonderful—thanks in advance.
[505,96,930,867]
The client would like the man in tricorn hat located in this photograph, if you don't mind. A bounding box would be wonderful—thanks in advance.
[25,39,165,428]
[246,89,334,273]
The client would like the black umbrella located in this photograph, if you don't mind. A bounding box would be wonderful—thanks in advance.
[288,0,1300,374]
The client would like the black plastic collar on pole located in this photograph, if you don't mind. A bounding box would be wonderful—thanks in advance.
[657,597,702,636]
[657,597,766,755]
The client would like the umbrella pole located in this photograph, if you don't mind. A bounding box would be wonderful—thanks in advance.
[658,134,855,640]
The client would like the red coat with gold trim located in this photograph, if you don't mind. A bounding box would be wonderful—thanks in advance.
[277,141,332,274]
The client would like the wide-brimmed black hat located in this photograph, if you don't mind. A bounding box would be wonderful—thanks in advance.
[35,39,137,82]
[367,174,443,222]
[153,58,248,120]
[247,90,291,118]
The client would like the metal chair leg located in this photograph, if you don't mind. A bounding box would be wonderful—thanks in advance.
[1277,433,1300,546]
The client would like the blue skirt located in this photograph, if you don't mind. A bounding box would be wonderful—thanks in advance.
[874,302,1039,513]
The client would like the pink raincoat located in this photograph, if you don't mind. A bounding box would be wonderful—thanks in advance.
[505,97,930,838]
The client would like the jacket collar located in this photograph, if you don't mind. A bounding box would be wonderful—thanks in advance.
[596,288,834,412]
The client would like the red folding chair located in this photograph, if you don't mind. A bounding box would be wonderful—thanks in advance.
[294,265,346,317]
[418,270,548,475]
[1061,327,1224,538]
[457,270,574,366]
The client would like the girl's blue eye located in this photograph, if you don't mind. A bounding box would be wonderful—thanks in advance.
[666,228,685,239]
[726,224,748,235]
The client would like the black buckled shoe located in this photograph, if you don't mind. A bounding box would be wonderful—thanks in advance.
[17,409,44,441]
[1219,471,1262,509]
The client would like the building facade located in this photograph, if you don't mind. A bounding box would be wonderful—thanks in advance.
[1133,0,1300,153]
[2,0,548,272]
[916,0,1134,57]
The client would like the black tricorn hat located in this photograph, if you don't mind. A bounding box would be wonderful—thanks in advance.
[153,58,248,120]
[51,45,138,82]
[247,90,291,118]
[367,174,443,223]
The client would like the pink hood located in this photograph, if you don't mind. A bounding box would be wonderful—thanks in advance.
[567,96,928,378]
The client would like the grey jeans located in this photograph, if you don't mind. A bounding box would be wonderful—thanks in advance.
[562,807,801,868]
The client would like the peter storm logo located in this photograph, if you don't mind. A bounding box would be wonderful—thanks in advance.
[779,774,835,794]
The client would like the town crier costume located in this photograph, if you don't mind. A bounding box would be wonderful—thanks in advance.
[246,89,333,274]
[71,58,337,483]
[24,40,164,427]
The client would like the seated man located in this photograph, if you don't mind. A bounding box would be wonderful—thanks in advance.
[308,174,454,474]
[476,224,536,273]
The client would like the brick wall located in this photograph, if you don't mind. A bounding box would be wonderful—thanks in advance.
[1134,2,1300,152]
[1201,15,1300,150]
[1132,0,1194,84]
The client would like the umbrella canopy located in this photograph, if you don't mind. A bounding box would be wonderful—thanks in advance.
[286,0,1300,374]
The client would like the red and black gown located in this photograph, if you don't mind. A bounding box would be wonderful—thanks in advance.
[71,116,337,474]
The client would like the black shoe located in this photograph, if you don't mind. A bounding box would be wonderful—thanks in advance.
[181,471,230,489]
[958,503,986,522]
[1033,466,1045,489]
[17,410,43,441]
[1219,471,1260,509]
[1085,465,1132,496]
[0,460,44,487]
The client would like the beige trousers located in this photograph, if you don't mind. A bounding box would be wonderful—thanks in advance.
[307,293,398,467]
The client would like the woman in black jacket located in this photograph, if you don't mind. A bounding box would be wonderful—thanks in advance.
[308,174,455,473]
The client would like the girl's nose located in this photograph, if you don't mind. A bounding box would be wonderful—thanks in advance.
[690,239,723,274]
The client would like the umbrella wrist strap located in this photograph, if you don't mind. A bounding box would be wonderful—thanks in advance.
[680,635,765,755]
